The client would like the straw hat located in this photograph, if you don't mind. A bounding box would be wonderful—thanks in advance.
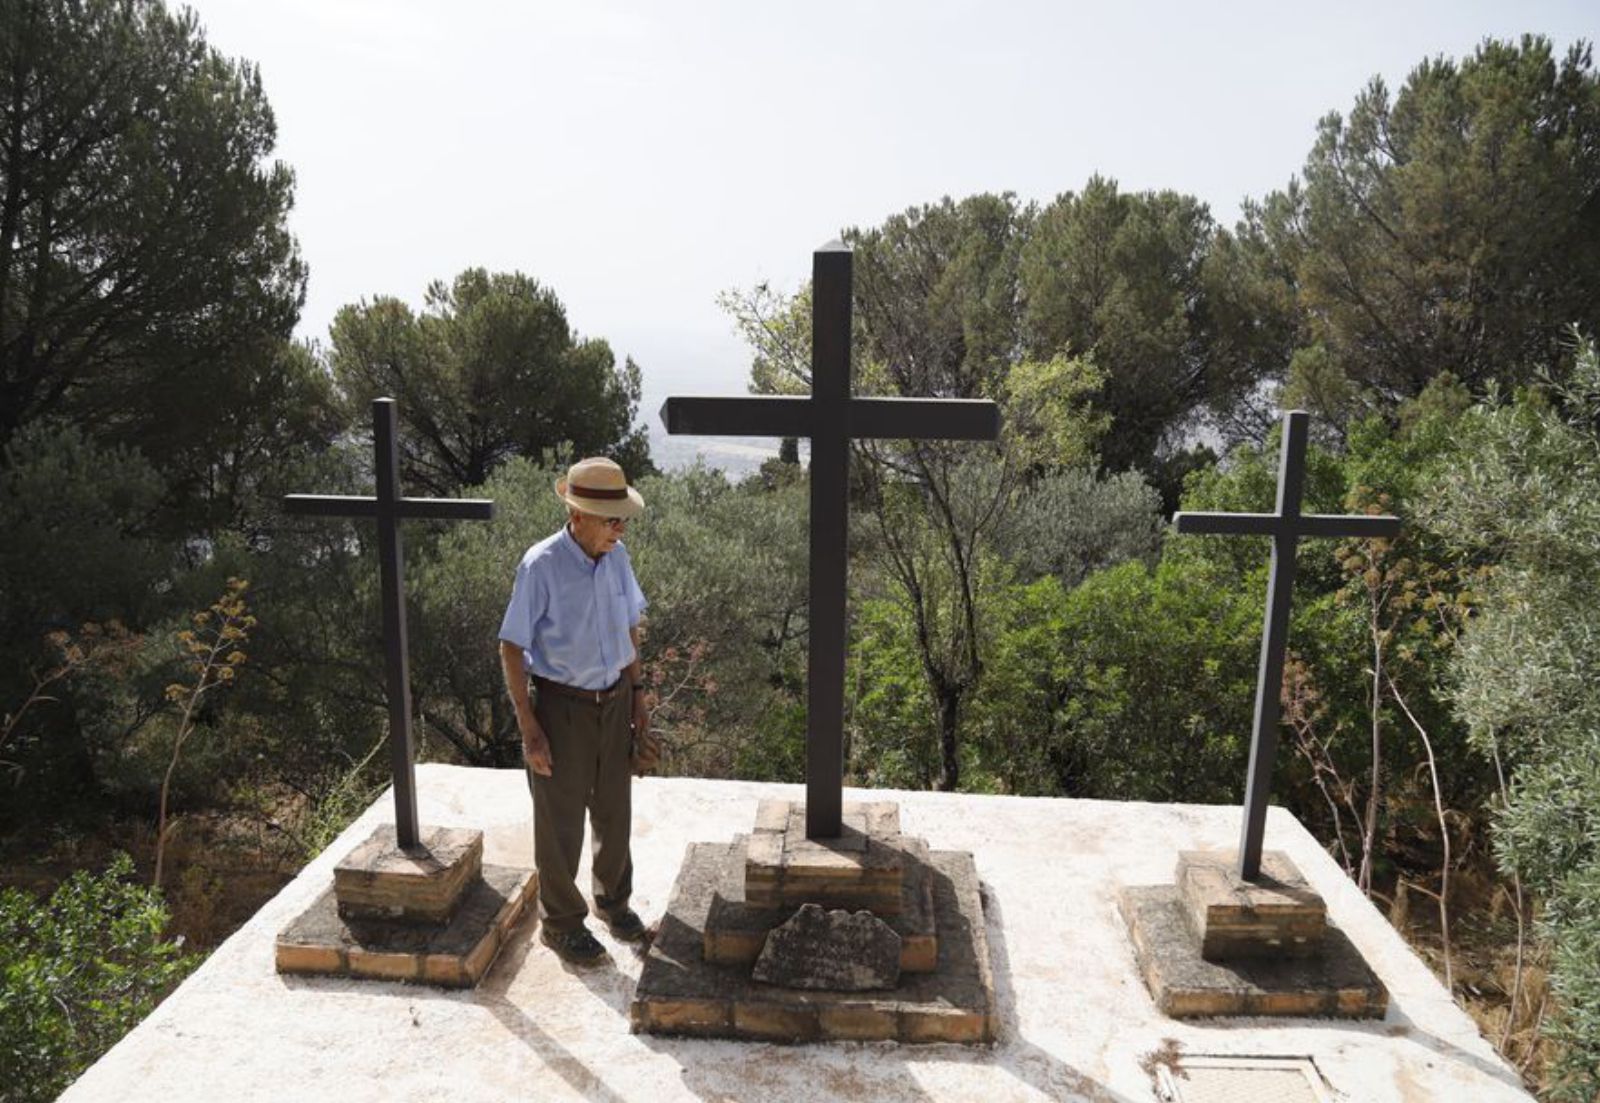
[554,457,645,519]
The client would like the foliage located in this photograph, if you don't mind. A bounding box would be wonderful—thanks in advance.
[0,424,169,648]
[1257,36,1600,405]
[999,354,1109,473]
[1019,176,1290,469]
[849,538,1257,803]
[621,467,809,780]
[1045,556,1261,801]
[845,197,1042,791]
[992,465,1164,588]
[0,425,172,821]
[0,621,142,786]
[718,281,813,396]
[328,268,651,494]
[1425,338,1600,1099]
[0,853,193,1103]
[850,193,1027,401]
[0,0,307,489]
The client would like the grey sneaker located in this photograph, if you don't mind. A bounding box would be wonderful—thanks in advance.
[541,924,606,965]
[603,907,647,942]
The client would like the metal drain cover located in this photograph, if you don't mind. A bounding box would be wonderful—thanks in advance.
[1157,1056,1331,1103]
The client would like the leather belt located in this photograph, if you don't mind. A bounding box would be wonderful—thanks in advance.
[533,674,626,705]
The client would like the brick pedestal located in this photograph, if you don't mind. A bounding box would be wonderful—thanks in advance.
[1120,848,1386,1019]
[631,800,996,1043]
[333,825,483,924]
[745,800,909,915]
[275,824,535,989]
[1178,849,1327,959]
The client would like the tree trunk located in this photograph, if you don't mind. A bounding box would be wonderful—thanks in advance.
[936,687,962,792]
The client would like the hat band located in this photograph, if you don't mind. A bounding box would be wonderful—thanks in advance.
[569,484,628,501]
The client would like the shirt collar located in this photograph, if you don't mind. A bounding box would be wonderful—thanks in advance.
[559,523,601,569]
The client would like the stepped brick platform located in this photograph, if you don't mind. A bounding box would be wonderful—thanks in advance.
[61,769,1532,1103]
[631,840,995,1042]
[1178,849,1326,959]
[1120,849,1387,1019]
[706,833,939,972]
[332,824,485,923]
[633,798,995,1043]
[745,799,910,915]
[274,822,535,988]
[276,864,535,987]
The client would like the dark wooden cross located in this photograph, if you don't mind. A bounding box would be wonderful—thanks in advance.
[663,241,1000,839]
[284,398,495,851]
[1175,409,1400,881]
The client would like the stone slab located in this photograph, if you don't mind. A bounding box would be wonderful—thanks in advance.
[332,823,483,924]
[706,832,938,972]
[1177,849,1326,959]
[745,799,911,914]
[1119,884,1387,1019]
[633,841,996,1043]
[276,862,534,988]
[751,903,902,990]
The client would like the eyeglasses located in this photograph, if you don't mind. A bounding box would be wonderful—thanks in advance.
[587,514,628,531]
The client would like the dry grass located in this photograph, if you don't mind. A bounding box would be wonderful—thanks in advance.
[0,813,295,952]
[1384,858,1552,1094]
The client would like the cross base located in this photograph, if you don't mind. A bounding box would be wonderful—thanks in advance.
[707,833,939,973]
[744,799,909,915]
[1119,849,1387,1019]
[332,825,484,924]
[1178,849,1327,959]
[275,824,536,988]
[631,800,996,1043]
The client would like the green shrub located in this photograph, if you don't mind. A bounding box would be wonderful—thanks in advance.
[0,853,193,1102]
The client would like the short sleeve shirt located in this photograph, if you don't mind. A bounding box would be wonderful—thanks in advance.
[498,526,648,690]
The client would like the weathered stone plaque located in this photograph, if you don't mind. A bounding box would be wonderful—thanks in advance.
[752,903,902,991]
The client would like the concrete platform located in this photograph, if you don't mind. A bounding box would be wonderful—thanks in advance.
[60,766,1533,1102]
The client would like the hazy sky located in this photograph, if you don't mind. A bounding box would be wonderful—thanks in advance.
[181,0,1595,412]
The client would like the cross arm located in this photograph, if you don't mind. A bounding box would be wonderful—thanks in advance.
[661,396,815,438]
[1175,511,1402,539]
[284,494,379,517]
[847,398,1000,441]
[1299,513,1401,540]
[1173,512,1283,536]
[660,395,1002,442]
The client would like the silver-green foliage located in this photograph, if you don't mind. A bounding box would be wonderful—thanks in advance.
[1423,338,1600,1101]
[993,466,1164,588]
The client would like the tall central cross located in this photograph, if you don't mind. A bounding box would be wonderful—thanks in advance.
[1175,410,1400,881]
[663,242,1001,839]
[284,398,495,851]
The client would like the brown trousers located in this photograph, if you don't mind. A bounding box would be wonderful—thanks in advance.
[526,685,634,933]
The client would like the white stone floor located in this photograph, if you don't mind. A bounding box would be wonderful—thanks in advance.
[61,765,1533,1102]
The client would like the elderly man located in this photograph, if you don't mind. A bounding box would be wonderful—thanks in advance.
[498,456,653,965]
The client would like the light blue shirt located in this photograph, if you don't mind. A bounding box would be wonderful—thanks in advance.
[498,526,647,690]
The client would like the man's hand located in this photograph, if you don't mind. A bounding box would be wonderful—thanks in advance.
[521,715,553,777]
[630,693,660,775]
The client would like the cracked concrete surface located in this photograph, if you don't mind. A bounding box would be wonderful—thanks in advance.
[60,765,1532,1102]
